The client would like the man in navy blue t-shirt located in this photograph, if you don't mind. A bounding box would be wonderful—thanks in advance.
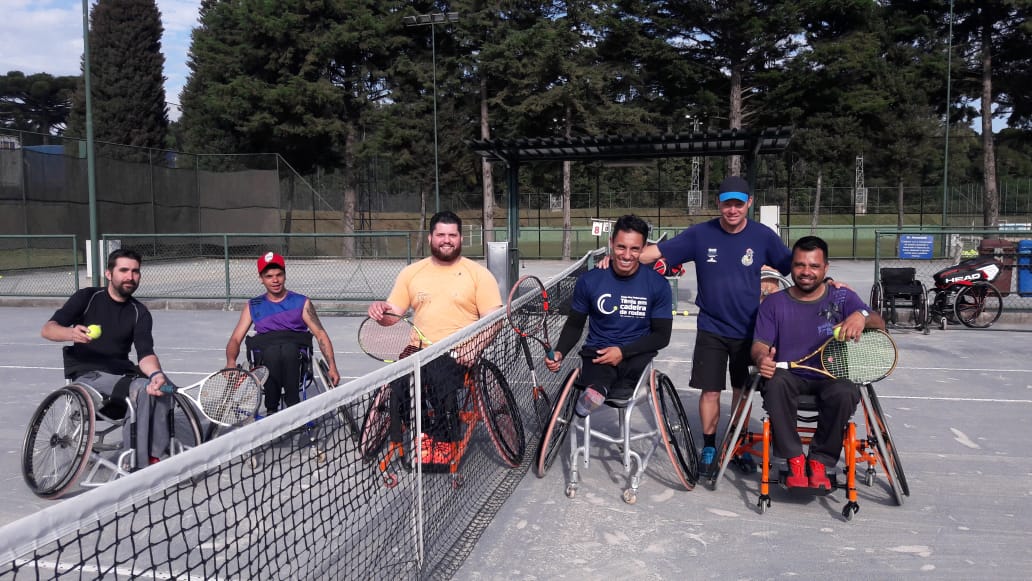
[639,176,792,473]
[752,236,885,489]
[545,215,672,416]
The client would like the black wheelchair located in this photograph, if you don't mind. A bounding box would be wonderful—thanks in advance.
[870,267,928,333]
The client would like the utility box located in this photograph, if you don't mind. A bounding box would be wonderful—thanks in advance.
[486,241,511,297]
[1019,240,1032,297]
[978,238,1015,296]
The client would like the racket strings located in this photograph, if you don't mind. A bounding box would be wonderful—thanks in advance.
[822,335,897,382]
[200,370,260,425]
[509,280,547,336]
[359,319,423,361]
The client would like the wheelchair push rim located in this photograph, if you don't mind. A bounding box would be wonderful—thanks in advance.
[22,384,96,499]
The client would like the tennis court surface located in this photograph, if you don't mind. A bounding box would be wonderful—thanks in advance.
[1,259,1030,579]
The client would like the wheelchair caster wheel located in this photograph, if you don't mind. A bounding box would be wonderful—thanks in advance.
[939,317,947,331]
[758,495,771,514]
[383,473,399,488]
[622,489,637,504]
[565,484,577,498]
[842,502,859,521]
[864,470,875,487]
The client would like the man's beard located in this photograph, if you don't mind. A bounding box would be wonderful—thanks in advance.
[112,280,138,299]
[431,243,461,262]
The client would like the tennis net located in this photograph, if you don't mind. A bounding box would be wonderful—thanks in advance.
[0,252,597,580]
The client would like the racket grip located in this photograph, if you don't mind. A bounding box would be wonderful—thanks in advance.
[774,362,788,369]
[159,383,176,394]
[546,347,556,360]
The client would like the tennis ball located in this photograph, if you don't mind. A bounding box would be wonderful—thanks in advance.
[86,324,102,339]
[833,326,843,341]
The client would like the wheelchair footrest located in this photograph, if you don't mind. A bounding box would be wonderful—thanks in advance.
[776,469,838,496]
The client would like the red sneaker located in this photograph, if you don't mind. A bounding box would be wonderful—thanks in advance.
[809,459,832,490]
[785,455,808,488]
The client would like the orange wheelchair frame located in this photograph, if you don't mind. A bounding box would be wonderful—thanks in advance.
[359,358,524,489]
[709,372,909,520]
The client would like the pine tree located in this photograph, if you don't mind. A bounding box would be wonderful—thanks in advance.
[67,0,169,151]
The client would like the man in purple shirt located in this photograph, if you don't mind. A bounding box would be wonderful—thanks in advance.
[751,236,885,489]
[226,252,340,414]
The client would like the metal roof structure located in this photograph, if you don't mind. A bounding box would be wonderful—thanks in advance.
[468,126,794,290]
[468,126,792,164]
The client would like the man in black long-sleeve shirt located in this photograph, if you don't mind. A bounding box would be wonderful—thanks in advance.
[545,215,673,415]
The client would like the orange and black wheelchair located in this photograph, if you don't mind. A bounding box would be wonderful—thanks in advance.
[708,371,909,520]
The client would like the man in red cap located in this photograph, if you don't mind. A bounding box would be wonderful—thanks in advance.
[226,252,341,414]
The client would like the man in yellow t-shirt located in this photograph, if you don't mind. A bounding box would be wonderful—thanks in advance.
[367,210,502,466]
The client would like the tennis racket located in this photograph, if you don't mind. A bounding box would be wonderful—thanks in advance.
[358,312,431,363]
[170,368,263,428]
[776,329,898,383]
[506,275,555,359]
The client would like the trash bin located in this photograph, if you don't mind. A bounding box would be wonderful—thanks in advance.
[1019,240,1032,297]
[978,238,1015,296]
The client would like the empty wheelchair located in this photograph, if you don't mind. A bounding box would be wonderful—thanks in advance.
[709,372,909,520]
[535,362,698,504]
[870,267,928,332]
[925,256,1004,330]
[22,374,204,499]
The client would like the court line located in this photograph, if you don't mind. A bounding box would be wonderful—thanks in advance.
[881,395,1032,404]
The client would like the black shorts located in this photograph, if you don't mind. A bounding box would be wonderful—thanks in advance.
[689,329,751,392]
[577,348,656,401]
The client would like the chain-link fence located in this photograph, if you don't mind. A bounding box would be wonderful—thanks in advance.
[873,228,1032,320]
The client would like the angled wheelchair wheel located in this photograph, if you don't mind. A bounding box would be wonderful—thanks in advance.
[651,372,699,490]
[870,282,884,318]
[953,282,1003,328]
[864,384,909,503]
[171,393,205,449]
[359,384,391,462]
[535,369,578,478]
[476,359,526,467]
[710,374,760,489]
[22,385,96,499]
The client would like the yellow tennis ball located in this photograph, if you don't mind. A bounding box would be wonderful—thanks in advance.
[833,326,843,341]
[86,324,102,339]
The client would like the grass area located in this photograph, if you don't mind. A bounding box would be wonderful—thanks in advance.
[0,248,77,271]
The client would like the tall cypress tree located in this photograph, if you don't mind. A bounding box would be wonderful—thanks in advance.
[67,0,169,150]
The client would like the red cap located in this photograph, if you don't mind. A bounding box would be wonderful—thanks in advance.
[257,251,285,273]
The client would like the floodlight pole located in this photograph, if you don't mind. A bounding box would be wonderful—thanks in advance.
[942,0,954,232]
[404,12,459,215]
[82,0,100,287]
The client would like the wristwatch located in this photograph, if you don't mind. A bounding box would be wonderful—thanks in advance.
[858,309,870,319]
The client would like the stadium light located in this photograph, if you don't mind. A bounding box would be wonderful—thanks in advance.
[82,0,100,286]
[403,12,459,214]
[942,0,954,231]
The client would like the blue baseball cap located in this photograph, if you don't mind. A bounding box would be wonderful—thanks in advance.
[718,176,750,203]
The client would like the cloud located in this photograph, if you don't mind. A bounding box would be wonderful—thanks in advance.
[0,0,199,120]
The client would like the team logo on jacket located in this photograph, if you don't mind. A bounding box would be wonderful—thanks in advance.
[707,248,718,263]
[741,248,754,266]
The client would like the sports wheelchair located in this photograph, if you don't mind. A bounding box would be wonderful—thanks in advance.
[534,362,698,504]
[709,372,909,520]
[358,356,525,489]
[870,267,928,332]
[22,369,205,499]
[925,256,1004,330]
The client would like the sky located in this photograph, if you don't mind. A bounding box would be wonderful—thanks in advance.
[0,1,1006,133]
[0,0,200,121]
